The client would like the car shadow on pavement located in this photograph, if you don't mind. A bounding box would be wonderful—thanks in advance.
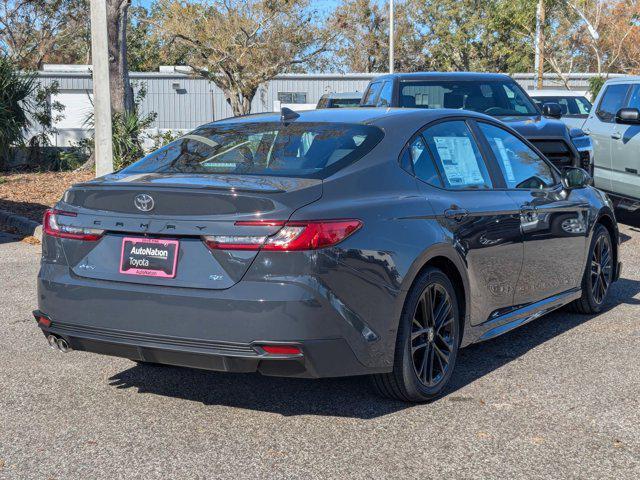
[108,277,640,418]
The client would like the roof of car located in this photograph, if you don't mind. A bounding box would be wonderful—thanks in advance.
[370,71,512,82]
[322,92,362,99]
[604,76,640,84]
[529,89,588,97]
[209,107,495,128]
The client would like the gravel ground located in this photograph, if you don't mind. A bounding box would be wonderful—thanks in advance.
[0,221,639,480]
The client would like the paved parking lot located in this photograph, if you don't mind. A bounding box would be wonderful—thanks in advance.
[1,219,639,479]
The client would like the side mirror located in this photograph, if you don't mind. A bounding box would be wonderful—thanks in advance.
[542,102,563,119]
[615,107,640,125]
[562,167,593,190]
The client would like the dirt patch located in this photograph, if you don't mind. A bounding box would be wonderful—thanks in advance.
[0,171,93,222]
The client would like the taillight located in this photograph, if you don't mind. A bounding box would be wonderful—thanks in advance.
[43,209,104,241]
[203,219,362,251]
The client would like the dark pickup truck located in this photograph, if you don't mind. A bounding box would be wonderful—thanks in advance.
[360,72,593,173]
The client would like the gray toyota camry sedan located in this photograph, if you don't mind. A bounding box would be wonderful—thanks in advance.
[35,108,620,402]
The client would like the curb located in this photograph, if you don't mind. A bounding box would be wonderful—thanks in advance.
[0,209,43,240]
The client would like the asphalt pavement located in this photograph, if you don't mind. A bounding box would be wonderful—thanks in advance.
[0,223,639,479]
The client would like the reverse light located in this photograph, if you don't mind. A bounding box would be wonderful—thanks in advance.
[203,219,362,251]
[43,209,104,241]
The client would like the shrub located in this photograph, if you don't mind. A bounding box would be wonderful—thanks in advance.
[0,56,63,171]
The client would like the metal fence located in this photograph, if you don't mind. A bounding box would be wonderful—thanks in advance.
[34,66,624,147]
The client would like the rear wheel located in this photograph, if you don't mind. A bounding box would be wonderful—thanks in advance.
[570,224,613,314]
[372,267,460,402]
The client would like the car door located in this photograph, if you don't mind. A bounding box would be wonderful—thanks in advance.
[475,121,590,305]
[409,119,524,325]
[610,83,640,200]
[583,83,631,193]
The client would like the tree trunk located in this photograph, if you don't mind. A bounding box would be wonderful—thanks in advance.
[106,0,133,115]
[225,88,253,117]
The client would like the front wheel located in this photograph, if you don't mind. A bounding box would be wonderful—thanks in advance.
[372,267,460,402]
[570,224,614,314]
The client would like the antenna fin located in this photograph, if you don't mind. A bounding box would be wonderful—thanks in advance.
[280,107,300,124]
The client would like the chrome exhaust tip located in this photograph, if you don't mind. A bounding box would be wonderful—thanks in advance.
[47,334,58,349]
[56,337,71,353]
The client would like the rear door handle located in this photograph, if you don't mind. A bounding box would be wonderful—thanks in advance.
[443,208,469,220]
[611,132,622,140]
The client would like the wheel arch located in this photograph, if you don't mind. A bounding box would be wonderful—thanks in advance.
[595,209,620,279]
[400,245,470,345]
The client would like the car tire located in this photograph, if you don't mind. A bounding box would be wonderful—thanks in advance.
[372,267,460,402]
[569,224,613,314]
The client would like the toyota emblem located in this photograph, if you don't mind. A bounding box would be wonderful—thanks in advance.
[134,193,155,212]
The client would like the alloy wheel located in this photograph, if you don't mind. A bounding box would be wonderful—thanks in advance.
[410,283,455,387]
[590,233,612,304]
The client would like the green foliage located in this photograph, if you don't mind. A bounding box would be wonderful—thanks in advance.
[589,76,606,99]
[0,55,64,170]
[127,5,189,72]
[79,85,157,171]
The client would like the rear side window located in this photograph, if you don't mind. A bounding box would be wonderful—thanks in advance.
[477,122,557,190]
[362,82,383,106]
[401,135,442,187]
[596,84,630,122]
[121,122,384,179]
[421,121,492,189]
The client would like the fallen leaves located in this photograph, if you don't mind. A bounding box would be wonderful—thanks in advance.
[0,171,93,222]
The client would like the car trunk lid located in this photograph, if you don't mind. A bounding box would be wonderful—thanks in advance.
[56,173,322,289]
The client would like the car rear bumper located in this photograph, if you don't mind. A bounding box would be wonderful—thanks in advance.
[35,264,391,378]
[34,311,372,378]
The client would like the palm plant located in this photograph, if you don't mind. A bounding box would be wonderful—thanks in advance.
[0,56,37,169]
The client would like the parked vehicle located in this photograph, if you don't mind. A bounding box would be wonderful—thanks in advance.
[582,77,640,210]
[316,92,362,109]
[35,107,620,402]
[361,73,594,174]
[530,90,593,130]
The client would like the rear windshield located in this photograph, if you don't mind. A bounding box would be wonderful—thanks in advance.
[330,98,362,108]
[121,122,383,178]
[399,80,539,116]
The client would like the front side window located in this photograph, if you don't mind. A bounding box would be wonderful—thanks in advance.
[121,122,383,179]
[532,96,593,116]
[626,84,640,110]
[478,122,557,190]
[596,84,630,122]
[399,80,539,116]
[377,81,393,107]
[361,82,383,106]
[421,121,492,189]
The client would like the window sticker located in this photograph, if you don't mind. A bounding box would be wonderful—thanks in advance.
[494,138,516,182]
[433,136,485,186]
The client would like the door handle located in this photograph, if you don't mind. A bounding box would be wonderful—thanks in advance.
[583,128,591,134]
[443,208,469,220]
[611,132,622,140]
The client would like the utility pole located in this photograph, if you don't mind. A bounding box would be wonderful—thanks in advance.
[90,0,114,177]
[535,0,545,89]
[389,0,394,73]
